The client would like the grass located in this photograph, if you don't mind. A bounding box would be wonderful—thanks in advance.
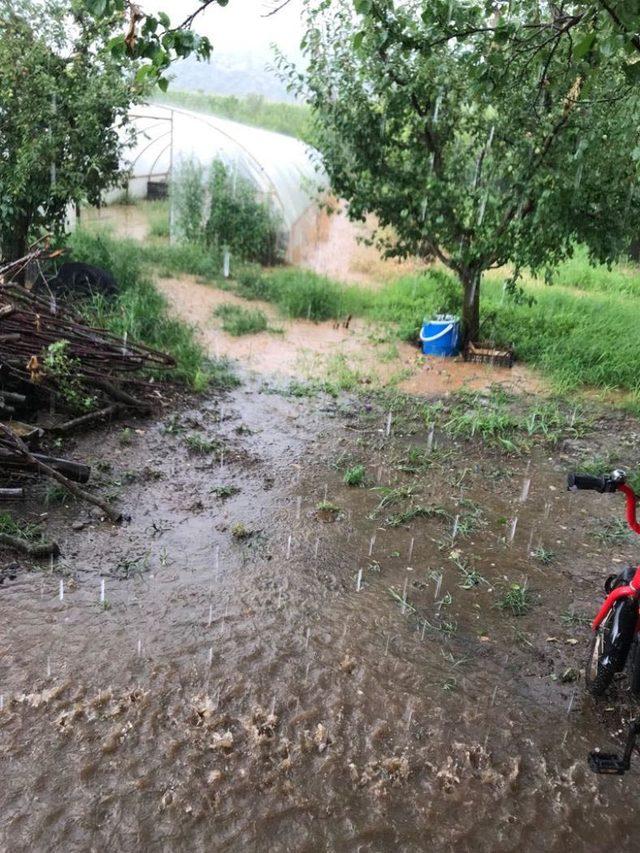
[317,500,340,513]
[228,254,640,398]
[343,464,366,486]
[214,303,268,336]
[498,582,533,616]
[531,545,556,564]
[68,231,236,390]
[185,434,220,454]
[386,505,449,527]
[153,89,314,143]
[0,513,43,542]
[593,517,632,546]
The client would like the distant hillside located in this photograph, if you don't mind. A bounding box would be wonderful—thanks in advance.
[153,89,314,144]
[167,54,299,104]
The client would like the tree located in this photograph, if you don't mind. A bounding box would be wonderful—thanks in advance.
[0,3,138,262]
[283,0,640,342]
[354,1,640,90]
[0,0,232,264]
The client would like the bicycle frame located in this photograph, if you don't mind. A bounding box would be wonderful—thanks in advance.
[592,484,640,631]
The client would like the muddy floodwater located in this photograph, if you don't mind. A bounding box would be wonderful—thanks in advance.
[2,376,640,851]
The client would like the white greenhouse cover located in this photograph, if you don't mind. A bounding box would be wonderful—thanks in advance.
[124,103,326,231]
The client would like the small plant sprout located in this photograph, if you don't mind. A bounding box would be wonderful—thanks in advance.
[531,546,556,565]
[498,582,532,616]
[344,464,366,486]
[185,434,219,455]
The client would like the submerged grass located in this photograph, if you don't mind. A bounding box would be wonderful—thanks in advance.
[214,303,269,336]
[69,231,236,390]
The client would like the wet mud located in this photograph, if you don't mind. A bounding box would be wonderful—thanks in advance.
[2,378,640,850]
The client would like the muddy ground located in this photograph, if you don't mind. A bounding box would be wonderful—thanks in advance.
[3,373,640,851]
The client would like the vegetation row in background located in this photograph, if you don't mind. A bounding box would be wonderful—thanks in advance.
[153,89,313,144]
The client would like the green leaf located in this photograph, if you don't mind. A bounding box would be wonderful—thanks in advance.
[353,31,365,50]
[157,77,169,93]
[354,0,372,14]
[574,31,596,60]
[158,12,171,28]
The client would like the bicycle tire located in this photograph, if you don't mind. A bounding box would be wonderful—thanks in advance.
[585,600,637,697]
[629,639,640,697]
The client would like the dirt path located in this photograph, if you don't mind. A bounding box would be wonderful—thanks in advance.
[2,381,640,850]
[157,274,545,397]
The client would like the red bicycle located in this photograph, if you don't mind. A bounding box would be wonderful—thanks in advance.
[568,469,640,774]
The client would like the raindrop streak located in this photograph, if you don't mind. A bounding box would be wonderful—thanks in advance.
[477,193,488,225]
[368,535,376,557]
[0,695,3,711]
[385,412,392,437]
[100,578,105,604]
[59,579,64,602]
[508,517,518,544]
[421,620,427,640]
[137,638,142,657]
[408,537,415,562]
[491,686,498,706]
[520,478,531,503]
[406,706,414,730]
[304,662,311,683]
[323,484,328,502]
[427,424,435,453]
[377,465,383,483]
[208,647,213,666]
[384,634,391,656]
[527,526,536,555]
[47,656,51,678]
[432,92,442,124]
[286,535,292,560]
[452,515,460,540]
[401,577,409,614]
[544,500,552,518]
[434,574,442,600]
[567,691,576,715]
[314,538,320,559]
[220,449,225,473]
[208,604,213,627]
[295,496,302,521]
[305,627,310,648]
[215,545,220,573]
[356,568,363,592]
[277,587,282,608]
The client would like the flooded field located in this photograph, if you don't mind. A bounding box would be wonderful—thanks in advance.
[3,376,640,850]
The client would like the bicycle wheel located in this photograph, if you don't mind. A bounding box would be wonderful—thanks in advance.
[585,599,637,697]
[629,638,640,697]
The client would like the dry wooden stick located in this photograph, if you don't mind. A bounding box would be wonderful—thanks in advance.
[0,424,122,523]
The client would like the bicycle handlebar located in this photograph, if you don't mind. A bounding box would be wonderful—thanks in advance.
[568,471,640,535]
[567,473,612,493]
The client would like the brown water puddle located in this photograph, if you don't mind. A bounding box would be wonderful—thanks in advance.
[157,274,545,399]
[2,380,640,850]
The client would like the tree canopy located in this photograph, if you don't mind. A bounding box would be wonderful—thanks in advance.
[284,0,640,341]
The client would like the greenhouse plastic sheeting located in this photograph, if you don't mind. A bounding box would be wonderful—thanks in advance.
[122,103,326,232]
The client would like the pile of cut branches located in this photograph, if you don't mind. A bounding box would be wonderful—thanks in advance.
[0,260,175,433]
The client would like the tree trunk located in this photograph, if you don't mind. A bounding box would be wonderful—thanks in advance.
[460,269,481,346]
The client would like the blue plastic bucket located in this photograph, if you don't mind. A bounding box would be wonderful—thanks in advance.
[420,315,461,357]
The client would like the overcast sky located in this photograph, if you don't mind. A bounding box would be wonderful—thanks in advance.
[143,0,305,58]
